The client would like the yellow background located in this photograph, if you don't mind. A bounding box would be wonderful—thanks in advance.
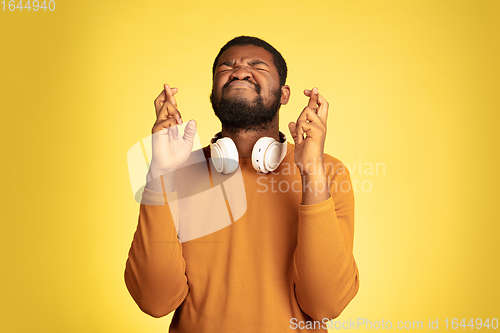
[1,0,499,332]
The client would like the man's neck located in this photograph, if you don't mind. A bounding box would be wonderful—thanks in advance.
[221,119,280,159]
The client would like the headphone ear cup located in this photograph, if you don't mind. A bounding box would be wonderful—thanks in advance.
[252,137,282,173]
[210,137,239,174]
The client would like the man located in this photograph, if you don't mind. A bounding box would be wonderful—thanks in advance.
[125,36,359,332]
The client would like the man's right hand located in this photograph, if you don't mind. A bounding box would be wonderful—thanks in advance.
[148,84,197,181]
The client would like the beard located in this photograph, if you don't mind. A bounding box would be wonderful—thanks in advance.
[210,80,281,133]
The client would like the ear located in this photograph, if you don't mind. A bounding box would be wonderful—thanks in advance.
[280,85,291,105]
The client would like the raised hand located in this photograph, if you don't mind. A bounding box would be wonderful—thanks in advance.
[148,84,197,181]
[288,87,329,176]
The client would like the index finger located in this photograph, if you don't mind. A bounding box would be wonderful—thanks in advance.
[154,85,178,115]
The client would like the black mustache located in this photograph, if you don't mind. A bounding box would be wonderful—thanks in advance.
[222,78,261,94]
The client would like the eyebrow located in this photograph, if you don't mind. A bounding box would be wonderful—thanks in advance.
[217,59,271,69]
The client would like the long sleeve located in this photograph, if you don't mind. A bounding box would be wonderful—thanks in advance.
[124,188,189,318]
[293,160,359,320]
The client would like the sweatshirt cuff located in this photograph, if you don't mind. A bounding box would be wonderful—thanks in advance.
[298,195,335,215]
[141,187,178,205]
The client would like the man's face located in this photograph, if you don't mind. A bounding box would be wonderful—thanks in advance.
[210,45,284,132]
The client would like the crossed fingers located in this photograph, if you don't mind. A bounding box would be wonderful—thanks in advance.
[290,87,329,145]
[152,84,182,134]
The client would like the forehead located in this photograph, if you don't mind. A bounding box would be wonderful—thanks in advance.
[217,45,275,68]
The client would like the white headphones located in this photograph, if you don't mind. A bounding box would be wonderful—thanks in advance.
[210,132,288,174]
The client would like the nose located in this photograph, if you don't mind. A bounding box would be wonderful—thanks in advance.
[229,65,252,81]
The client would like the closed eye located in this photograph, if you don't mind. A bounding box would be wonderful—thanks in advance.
[249,60,270,71]
[217,67,231,74]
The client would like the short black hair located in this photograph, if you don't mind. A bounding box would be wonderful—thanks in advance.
[212,36,288,87]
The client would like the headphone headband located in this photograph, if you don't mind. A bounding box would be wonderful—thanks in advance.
[211,131,287,143]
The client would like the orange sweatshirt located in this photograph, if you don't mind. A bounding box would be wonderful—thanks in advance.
[125,142,359,332]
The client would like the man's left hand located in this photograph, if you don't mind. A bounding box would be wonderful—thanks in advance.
[288,87,329,176]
